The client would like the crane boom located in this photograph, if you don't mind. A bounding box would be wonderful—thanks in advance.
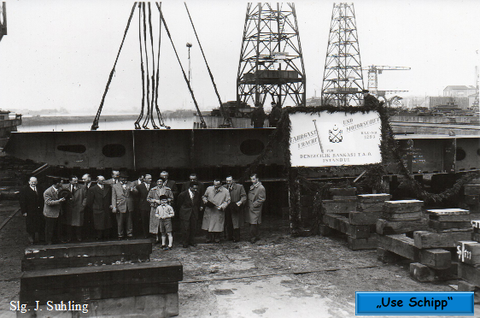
[363,64,411,95]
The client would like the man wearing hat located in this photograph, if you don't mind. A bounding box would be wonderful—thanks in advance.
[111,171,136,239]
[268,101,282,127]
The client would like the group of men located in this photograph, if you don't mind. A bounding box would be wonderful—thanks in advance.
[19,170,266,246]
[251,101,282,128]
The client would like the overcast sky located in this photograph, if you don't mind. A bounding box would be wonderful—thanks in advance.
[0,0,479,114]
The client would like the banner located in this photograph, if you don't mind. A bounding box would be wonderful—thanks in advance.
[289,111,382,167]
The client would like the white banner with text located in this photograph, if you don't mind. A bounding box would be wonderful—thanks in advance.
[289,111,382,167]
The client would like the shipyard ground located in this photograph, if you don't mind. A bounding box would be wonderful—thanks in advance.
[0,199,478,318]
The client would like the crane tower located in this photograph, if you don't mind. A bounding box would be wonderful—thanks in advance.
[236,3,306,108]
[321,3,364,107]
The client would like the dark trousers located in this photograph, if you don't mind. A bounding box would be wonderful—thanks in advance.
[140,209,150,239]
[181,216,197,245]
[116,210,133,238]
[44,217,58,244]
[250,224,259,241]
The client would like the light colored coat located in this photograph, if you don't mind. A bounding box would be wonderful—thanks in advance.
[247,182,266,224]
[202,186,231,232]
[43,185,63,218]
[147,186,174,234]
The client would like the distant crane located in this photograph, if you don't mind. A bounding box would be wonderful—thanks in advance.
[363,65,410,96]
[0,2,6,42]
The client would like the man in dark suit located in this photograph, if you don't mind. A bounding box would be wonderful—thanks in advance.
[111,172,136,239]
[133,173,153,239]
[82,173,95,240]
[177,182,201,248]
[181,173,205,195]
[19,176,44,244]
[62,175,87,242]
[86,175,112,240]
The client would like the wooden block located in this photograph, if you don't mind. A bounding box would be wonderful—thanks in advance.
[429,220,472,231]
[322,200,357,215]
[377,234,417,260]
[458,263,480,287]
[384,200,424,213]
[429,214,474,222]
[464,184,480,196]
[357,193,392,203]
[414,230,473,249]
[426,208,470,216]
[419,249,451,270]
[357,202,385,212]
[457,241,480,265]
[16,293,179,318]
[323,214,371,239]
[465,195,480,206]
[348,234,378,250]
[377,247,402,263]
[319,224,334,237]
[410,262,435,282]
[383,211,423,221]
[349,211,382,225]
[376,218,428,235]
[24,239,152,260]
[473,232,480,242]
[332,195,357,201]
[330,187,357,197]
[20,261,183,304]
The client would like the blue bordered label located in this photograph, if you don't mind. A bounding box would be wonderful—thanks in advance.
[355,292,474,315]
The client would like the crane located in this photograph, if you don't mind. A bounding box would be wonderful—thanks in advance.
[362,65,410,95]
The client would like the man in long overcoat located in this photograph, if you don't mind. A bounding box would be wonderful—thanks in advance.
[247,174,266,243]
[19,176,44,244]
[202,178,231,243]
[86,176,112,240]
[224,176,246,242]
[63,175,87,242]
[177,182,202,248]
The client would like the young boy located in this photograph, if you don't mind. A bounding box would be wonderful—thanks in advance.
[155,195,175,250]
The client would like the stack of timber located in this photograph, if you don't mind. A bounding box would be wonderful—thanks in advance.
[19,239,183,317]
[321,190,390,250]
[376,201,455,282]
[376,200,428,235]
[456,233,480,304]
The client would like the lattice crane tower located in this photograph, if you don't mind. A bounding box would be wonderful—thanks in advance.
[236,3,306,108]
[321,3,364,107]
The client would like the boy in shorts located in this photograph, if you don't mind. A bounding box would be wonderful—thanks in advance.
[155,195,175,250]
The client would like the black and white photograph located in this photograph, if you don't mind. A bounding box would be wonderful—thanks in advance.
[0,0,479,317]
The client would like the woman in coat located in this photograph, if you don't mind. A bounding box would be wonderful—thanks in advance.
[147,178,174,241]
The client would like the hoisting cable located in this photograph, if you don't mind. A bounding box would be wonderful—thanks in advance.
[184,3,233,128]
[147,2,159,129]
[141,3,152,129]
[156,2,207,128]
[154,2,170,129]
[91,2,137,131]
[134,2,145,129]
